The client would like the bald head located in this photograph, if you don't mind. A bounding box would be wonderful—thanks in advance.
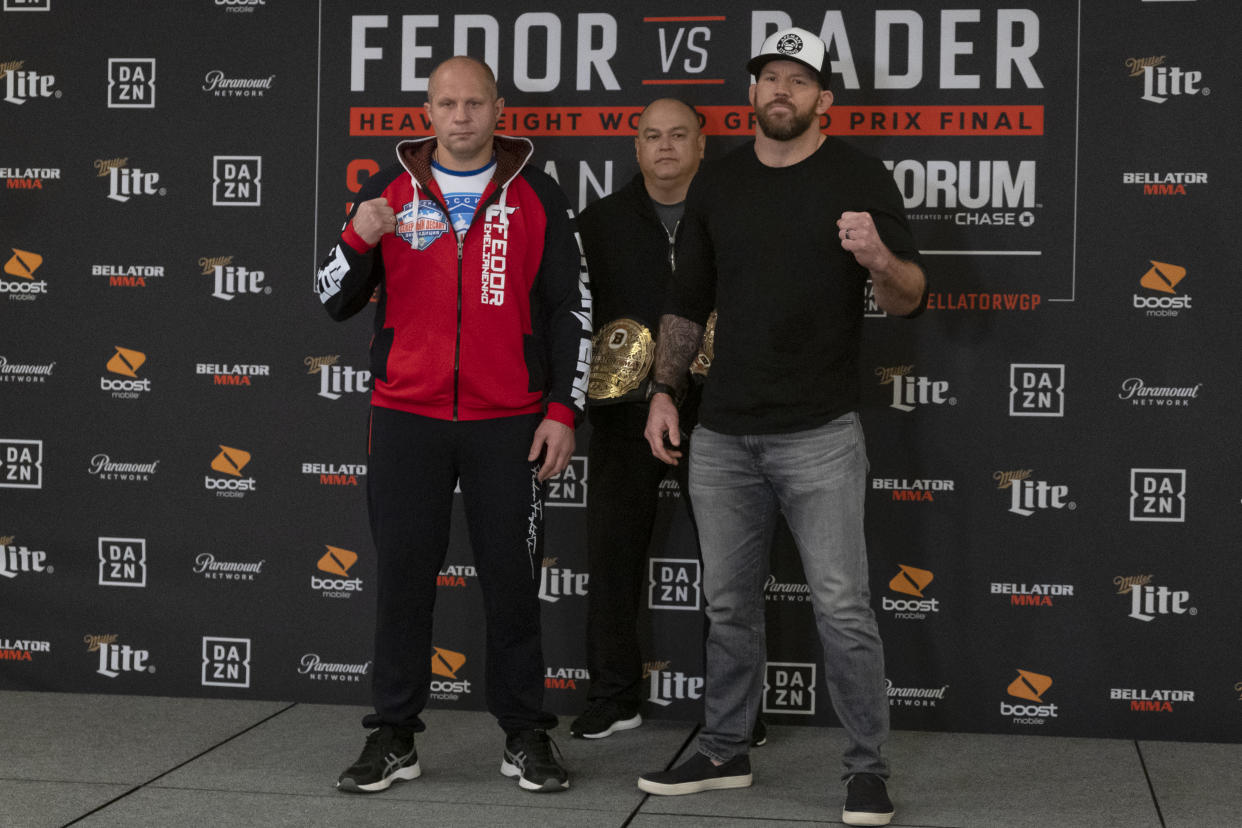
[635,98,705,204]
[428,55,499,102]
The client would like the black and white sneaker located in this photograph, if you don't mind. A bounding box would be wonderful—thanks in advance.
[500,729,569,792]
[637,752,753,796]
[570,699,642,739]
[336,726,421,793]
[842,773,894,826]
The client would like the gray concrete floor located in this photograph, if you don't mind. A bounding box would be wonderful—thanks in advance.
[0,691,1237,827]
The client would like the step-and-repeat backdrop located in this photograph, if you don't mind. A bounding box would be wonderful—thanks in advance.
[3,1,1239,743]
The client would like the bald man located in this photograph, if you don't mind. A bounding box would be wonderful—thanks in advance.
[317,55,590,794]
[571,99,707,740]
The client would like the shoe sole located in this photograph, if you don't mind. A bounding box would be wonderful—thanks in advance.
[636,772,753,796]
[500,758,569,792]
[842,809,893,827]
[578,713,643,739]
[336,761,421,793]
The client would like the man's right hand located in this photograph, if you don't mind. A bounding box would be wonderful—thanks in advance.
[353,197,397,246]
[644,392,683,465]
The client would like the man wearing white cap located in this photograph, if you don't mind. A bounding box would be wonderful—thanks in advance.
[636,27,927,827]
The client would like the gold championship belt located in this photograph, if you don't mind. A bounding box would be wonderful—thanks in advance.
[588,317,655,403]
[689,310,717,381]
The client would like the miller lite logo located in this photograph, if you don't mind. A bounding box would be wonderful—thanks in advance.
[764,662,817,715]
[107,58,156,108]
[994,469,1074,517]
[539,557,588,603]
[648,558,702,611]
[97,537,147,587]
[97,157,164,203]
[212,155,261,206]
[1009,364,1065,417]
[1130,469,1186,523]
[2,59,58,105]
[646,660,704,708]
[876,365,954,412]
[202,637,251,688]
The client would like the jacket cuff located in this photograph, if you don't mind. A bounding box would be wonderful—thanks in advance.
[545,402,577,430]
[341,221,374,254]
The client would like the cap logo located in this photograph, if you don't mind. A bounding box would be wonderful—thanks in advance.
[776,33,804,56]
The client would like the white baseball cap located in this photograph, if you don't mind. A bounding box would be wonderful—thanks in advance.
[746,27,831,87]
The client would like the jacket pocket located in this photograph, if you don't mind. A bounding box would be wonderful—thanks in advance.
[370,327,395,383]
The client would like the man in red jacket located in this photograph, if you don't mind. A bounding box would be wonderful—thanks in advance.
[316,55,591,795]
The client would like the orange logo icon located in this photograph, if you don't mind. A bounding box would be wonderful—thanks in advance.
[431,647,466,679]
[1007,669,1053,702]
[888,565,934,597]
[106,346,146,377]
[1140,261,1187,295]
[317,545,357,576]
[4,249,42,279]
[210,445,251,476]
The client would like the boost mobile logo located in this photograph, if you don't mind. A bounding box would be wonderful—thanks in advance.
[102,346,151,398]
[206,445,256,496]
[1002,669,1057,722]
[107,58,156,109]
[764,662,817,715]
[212,156,261,206]
[648,558,702,611]
[884,565,939,618]
[98,537,146,587]
[202,637,251,688]
[314,545,362,597]
[2,248,48,300]
[430,647,471,698]
[1134,261,1190,316]
[1130,469,1186,522]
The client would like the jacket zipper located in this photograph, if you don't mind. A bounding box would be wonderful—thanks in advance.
[453,232,464,421]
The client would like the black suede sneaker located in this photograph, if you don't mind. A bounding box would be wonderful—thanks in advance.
[570,699,643,739]
[637,752,753,796]
[500,729,569,792]
[842,773,894,826]
[336,726,420,793]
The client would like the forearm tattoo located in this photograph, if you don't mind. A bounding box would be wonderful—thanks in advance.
[653,314,704,392]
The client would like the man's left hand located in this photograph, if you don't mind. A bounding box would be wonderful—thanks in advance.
[529,418,574,481]
[837,211,894,273]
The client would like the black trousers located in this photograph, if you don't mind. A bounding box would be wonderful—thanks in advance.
[584,401,696,710]
[362,406,556,736]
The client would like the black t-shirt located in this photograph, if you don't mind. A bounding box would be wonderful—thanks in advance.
[667,136,925,435]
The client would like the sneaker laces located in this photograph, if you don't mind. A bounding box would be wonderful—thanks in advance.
[519,730,563,768]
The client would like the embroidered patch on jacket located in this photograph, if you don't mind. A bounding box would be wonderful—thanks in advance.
[397,199,450,251]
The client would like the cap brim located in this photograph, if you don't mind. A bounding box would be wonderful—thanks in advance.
[746,54,829,86]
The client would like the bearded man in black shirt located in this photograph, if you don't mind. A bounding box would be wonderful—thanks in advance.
[636,28,928,828]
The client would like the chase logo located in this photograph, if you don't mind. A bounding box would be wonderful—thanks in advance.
[399,199,449,251]
[212,156,261,206]
[1009,364,1065,417]
[1130,469,1186,523]
[763,662,817,715]
[0,439,42,488]
[202,636,251,688]
[648,558,702,611]
[107,59,155,109]
[545,456,586,507]
[97,537,146,587]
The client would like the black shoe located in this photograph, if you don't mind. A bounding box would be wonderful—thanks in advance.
[570,699,643,739]
[750,717,767,747]
[336,726,420,793]
[500,729,569,792]
[637,752,753,796]
[842,773,894,826]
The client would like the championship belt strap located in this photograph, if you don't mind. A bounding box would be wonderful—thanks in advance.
[588,317,654,403]
[689,309,717,382]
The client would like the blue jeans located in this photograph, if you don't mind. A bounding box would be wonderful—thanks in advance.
[689,413,890,778]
